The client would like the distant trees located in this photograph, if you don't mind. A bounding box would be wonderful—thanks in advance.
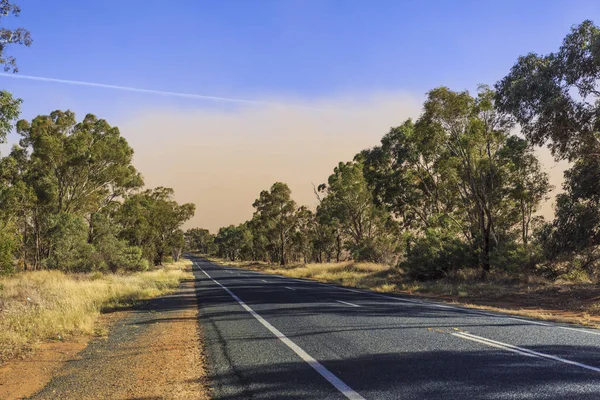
[199,75,564,281]
[317,161,400,264]
[252,182,297,265]
[185,228,215,254]
[118,187,195,266]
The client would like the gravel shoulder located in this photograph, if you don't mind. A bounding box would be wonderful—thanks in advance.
[16,274,209,400]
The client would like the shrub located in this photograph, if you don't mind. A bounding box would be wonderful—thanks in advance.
[402,230,477,280]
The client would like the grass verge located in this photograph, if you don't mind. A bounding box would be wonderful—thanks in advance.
[201,255,600,329]
[0,260,190,362]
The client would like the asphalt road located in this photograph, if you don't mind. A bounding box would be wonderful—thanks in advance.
[191,256,600,400]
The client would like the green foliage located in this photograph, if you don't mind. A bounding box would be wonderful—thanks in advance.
[537,156,600,277]
[0,1,32,73]
[403,229,477,280]
[185,228,215,253]
[0,91,22,143]
[318,161,399,263]
[252,182,297,265]
[0,225,17,274]
[215,224,250,261]
[46,213,95,272]
[496,20,600,161]
[119,187,195,266]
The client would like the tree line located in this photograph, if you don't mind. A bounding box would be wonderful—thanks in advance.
[0,107,195,274]
[188,21,600,282]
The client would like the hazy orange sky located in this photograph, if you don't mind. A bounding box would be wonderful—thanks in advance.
[119,94,569,233]
[0,1,589,234]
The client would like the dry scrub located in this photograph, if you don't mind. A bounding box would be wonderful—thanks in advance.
[204,255,600,328]
[0,261,190,362]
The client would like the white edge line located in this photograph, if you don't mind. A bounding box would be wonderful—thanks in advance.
[453,332,600,373]
[194,261,366,400]
[202,259,600,337]
[335,300,361,308]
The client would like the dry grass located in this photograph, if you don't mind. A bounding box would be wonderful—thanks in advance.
[0,260,190,362]
[204,255,600,329]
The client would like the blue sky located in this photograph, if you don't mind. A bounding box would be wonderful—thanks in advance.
[0,0,596,230]
[3,0,600,118]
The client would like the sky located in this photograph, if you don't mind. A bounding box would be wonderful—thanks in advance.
[0,0,597,231]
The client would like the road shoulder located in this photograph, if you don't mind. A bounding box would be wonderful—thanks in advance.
[7,275,209,400]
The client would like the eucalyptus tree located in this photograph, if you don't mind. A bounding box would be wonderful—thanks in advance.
[118,187,195,265]
[496,20,600,161]
[252,182,297,265]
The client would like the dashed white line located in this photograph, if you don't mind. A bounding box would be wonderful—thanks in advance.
[453,331,600,373]
[285,286,296,291]
[335,300,361,308]
[201,259,600,337]
[261,280,268,283]
[195,262,366,400]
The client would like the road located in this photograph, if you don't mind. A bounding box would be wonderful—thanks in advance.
[192,256,600,399]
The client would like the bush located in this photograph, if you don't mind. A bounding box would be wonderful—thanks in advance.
[0,227,18,275]
[47,213,96,272]
[402,230,477,280]
[490,241,541,274]
[94,233,148,273]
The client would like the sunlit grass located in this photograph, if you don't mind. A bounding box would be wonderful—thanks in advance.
[0,260,190,362]
[205,255,600,328]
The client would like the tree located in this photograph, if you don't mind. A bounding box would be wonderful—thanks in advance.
[215,224,249,261]
[16,111,143,216]
[252,182,297,265]
[169,229,185,262]
[185,228,215,253]
[360,86,550,276]
[496,20,600,161]
[540,156,600,274]
[318,161,398,263]
[0,1,32,73]
[499,136,551,244]
[13,111,144,268]
[119,187,195,265]
[0,90,22,144]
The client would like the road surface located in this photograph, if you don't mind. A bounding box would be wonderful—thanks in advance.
[192,256,600,399]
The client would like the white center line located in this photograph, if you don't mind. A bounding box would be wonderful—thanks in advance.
[204,260,600,337]
[335,300,361,308]
[452,331,600,373]
[285,286,296,291]
[195,262,365,400]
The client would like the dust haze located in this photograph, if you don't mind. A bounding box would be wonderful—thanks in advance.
[119,94,568,232]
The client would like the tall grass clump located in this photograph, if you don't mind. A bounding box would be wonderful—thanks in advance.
[0,261,188,362]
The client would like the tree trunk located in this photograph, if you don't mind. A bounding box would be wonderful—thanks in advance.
[155,249,164,266]
[336,234,342,263]
[172,247,182,262]
[280,231,286,266]
[521,199,528,245]
[479,206,491,279]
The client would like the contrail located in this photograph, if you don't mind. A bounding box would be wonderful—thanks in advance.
[0,72,302,108]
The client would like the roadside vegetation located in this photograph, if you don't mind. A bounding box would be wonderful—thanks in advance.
[0,260,190,362]
[0,2,194,276]
[0,2,197,365]
[204,255,600,328]
[188,21,600,327]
